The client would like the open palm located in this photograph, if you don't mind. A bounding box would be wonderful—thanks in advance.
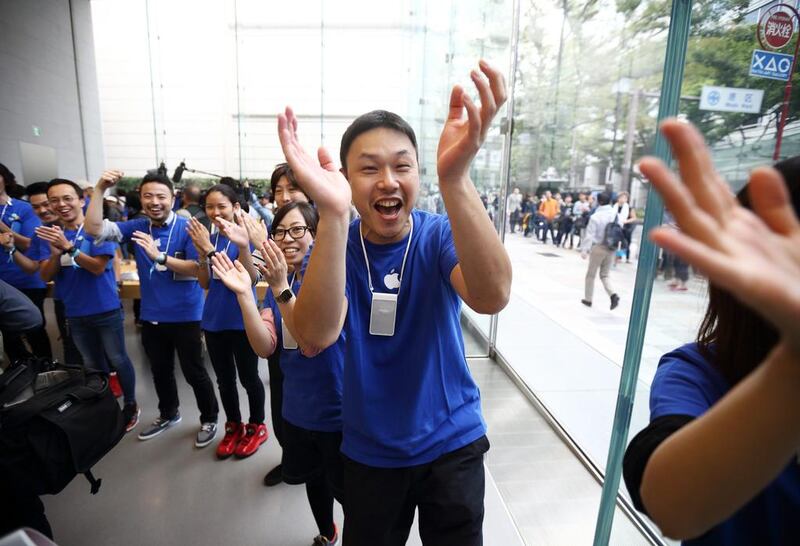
[278,107,351,216]
[643,120,800,352]
[210,252,251,296]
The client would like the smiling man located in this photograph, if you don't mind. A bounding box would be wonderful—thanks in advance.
[85,172,219,448]
[278,60,512,545]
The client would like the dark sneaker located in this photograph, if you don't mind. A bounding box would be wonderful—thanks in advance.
[138,413,182,441]
[123,403,140,432]
[312,523,339,545]
[263,464,283,486]
[610,293,620,310]
[195,422,218,448]
[581,299,592,307]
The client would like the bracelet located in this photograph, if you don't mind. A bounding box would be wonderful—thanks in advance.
[206,250,217,259]
[65,246,79,258]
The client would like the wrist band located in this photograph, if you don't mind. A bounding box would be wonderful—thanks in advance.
[206,250,217,259]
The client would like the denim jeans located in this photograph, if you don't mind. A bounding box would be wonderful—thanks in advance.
[68,307,136,405]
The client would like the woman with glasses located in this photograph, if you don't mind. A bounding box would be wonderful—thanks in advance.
[187,184,268,460]
[212,201,344,546]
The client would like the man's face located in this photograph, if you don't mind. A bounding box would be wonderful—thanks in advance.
[29,193,58,224]
[140,182,174,223]
[47,184,84,224]
[274,176,309,208]
[545,191,552,199]
[345,128,419,243]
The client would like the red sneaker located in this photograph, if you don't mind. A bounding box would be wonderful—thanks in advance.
[234,423,268,458]
[109,372,123,398]
[216,421,244,459]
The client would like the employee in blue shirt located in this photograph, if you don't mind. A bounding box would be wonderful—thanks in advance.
[275,60,512,544]
[0,164,52,361]
[36,178,139,432]
[85,171,220,448]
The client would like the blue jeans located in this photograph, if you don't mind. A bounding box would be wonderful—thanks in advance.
[68,308,136,405]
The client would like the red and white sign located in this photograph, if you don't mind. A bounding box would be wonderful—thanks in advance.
[759,8,795,50]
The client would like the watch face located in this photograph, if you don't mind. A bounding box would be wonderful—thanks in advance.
[278,289,293,303]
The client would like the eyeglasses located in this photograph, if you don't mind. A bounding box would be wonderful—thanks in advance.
[271,225,312,241]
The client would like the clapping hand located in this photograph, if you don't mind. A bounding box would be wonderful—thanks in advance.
[257,239,290,291]
[642,120,800,353]
[210,251,251,296]
[131,231,160,260]
[239,212,268,249]
[218,211,251,249]
[187,217,213,256]
[35,225,70,253]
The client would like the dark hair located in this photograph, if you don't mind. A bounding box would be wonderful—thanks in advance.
[141,173,174,195]
[205,184,240,207]
[183,184,201,204]
[271,201,318,238]
[697,156,800,385]
[597,192,611,205]
[46,178,83,199]
[219,176,240,190]
[270,163,300,194]
[339,110,418,170]
[126,190,142,214]
[0,163,17,190]
[25,182,50,197]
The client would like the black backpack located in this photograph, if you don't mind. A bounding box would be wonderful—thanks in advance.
[0,358,125,495]
[601,215,625,250]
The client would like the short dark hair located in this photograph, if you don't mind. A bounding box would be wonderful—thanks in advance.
[25,182,50,197]
[339,110,418,170]
[205,183,240,206]
[597,192,611,206]
[46,178,83,198]
[271,201,318,237]
[0,163,17,188]
[270,163,300,195]
[219,176,240,190]
[141,173,174,195]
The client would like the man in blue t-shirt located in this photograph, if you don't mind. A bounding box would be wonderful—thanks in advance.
[36,178,140,432]
[0,173,51,361]
[277,60,512,544]
[85,172,219,448]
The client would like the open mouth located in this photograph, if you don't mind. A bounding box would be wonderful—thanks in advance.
[374,198,403,218]
[282,247,300,258]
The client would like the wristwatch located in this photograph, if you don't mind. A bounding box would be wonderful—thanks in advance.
[66,246,80,258]
[155,252,168,265]
[275,287,294,304]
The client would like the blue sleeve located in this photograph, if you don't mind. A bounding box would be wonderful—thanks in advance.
[25,233,49,261]
[438,219,459,281]
[18,203,41,237]
[115,219,144,241]
[650,350,721,420]
[84,235,117,258]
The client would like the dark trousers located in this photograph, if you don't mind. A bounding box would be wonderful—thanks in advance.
[2,288,52,362]
[555,217,573,246]
[343,436,489,546]
[267,348,284,446]
[142,321,218,424]
[54,298,83,365]
[539,220,555,243]
[204,329,264,424]
[0,469,52,539]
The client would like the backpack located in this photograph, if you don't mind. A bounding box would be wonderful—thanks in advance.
[0,358,125,495]
[601,215,625,250]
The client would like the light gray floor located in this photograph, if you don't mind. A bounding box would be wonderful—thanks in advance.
[39,302,523,546]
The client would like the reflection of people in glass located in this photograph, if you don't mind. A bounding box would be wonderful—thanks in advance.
[623,120,800,544]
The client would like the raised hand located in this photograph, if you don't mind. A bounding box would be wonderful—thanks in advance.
[277,106,351,216]
[257,239,290,290]
[95,170,124,191]
[187,217,213,256]
[218,211,250,249]
[437,60,507,185]
[131,230,160,260]
[35,225,70,252]
[210,252,251,296]
[641,120,800,353]
[240,212,268,249]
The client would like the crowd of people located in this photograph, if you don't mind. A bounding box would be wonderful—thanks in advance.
[1,57,799,546]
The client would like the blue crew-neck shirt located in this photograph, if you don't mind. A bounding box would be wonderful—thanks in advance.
[56,227,119,318]
[114,215,203,323]
[201,232,254,332]
[651,343,800,545]
[341,209,486,468]
[0,198,44,289]
[265,273,344,432]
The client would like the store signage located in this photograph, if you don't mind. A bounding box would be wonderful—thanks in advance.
[699,85,763,113]
[749,49,794,81]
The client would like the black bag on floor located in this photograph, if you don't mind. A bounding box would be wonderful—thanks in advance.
[0,358,125,495]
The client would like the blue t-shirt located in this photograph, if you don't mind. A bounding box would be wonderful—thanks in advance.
[651,343,800,545]
[115,215,203,323]
[340,209,486,467]
[265,274,345,432]
[201,232,255,332]
[0,198,44,289]
[56,227,119,318]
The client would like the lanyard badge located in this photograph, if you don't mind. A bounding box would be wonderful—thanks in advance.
[359,216,413,337]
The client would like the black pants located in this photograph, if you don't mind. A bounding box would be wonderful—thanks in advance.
[343,436,489,546]
[1,288,52,362]
[0,469,52,539]
[555,217,573,246]
[267,347,284,446]
[204,329,264,424]
[142,322,218,424]
[54,298,83,365]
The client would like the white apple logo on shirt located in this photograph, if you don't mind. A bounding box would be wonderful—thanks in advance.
[383,270,401,290]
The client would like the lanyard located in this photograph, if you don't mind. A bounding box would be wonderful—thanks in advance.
[213,231,232,255]
[358,215,413,293]
[0,198,11,224]
[70,224,85,245]
[149,213,177,256]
